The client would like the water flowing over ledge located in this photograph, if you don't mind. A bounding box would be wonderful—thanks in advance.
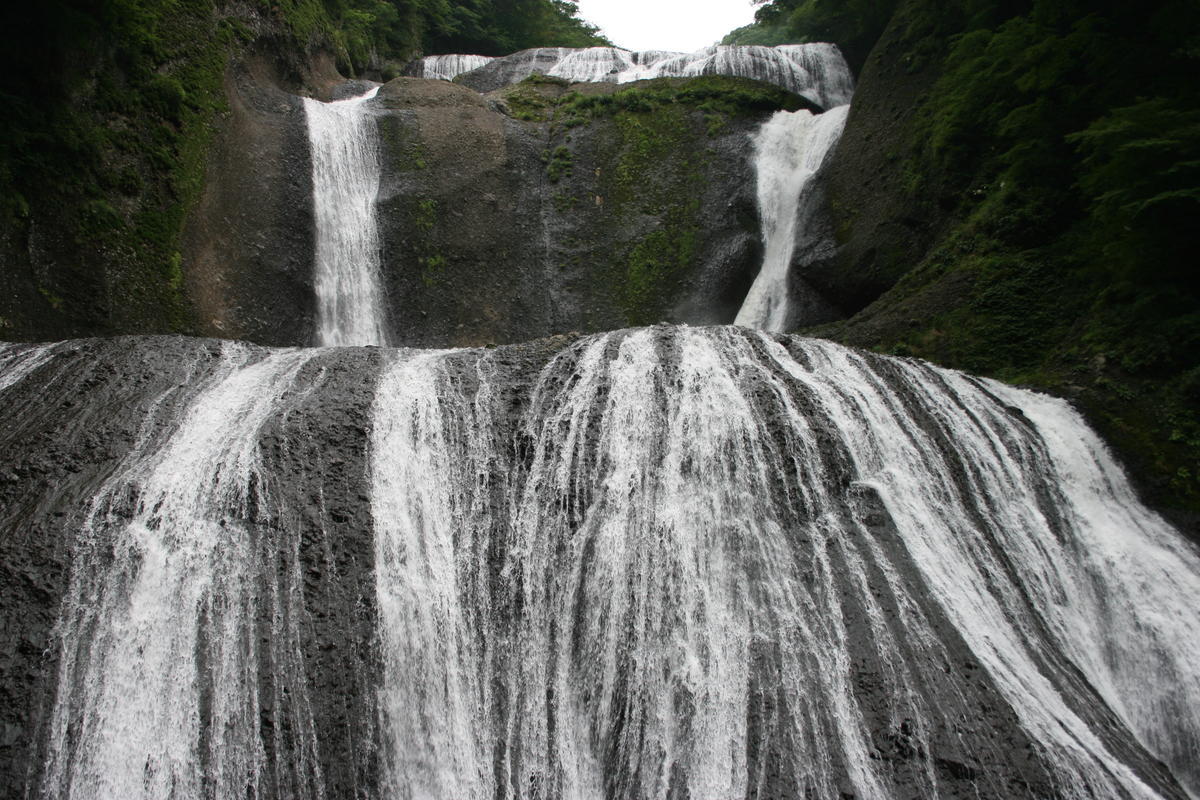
[405,53,495,81]
[304,86,389,347]
[736,105,850,331]
[2,327,1197,799]
[409,43,855,109]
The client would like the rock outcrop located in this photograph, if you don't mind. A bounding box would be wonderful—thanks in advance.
[182,70,804,348]
[369,76,785,347]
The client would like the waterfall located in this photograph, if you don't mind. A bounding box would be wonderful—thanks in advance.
[637,43,855,109]
[364,326,1200,800]
[371,350,495,799]
[441,43,855,108]
[407,53,495,80]
[304,87,389,347]
[6,327,1199,799]
[0,342,55,394]
[38,344,319,799]
[736,105,850,331]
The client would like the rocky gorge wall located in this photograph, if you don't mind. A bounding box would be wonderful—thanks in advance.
[4,330,1198,799]
[178,67,807,348]
[797,0,1200,529]
[0,22,829,350]
[370,75,808,347]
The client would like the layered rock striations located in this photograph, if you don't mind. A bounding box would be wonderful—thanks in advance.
[3,329,1199,798]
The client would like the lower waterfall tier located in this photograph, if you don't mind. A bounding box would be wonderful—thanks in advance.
[1,327,1197,799]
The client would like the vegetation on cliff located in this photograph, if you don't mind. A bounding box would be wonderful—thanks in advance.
[269,0,606,71]
[0,0,247,336]
[723,0,900,72]
[751,0,1200,518]
[0,0,604,339]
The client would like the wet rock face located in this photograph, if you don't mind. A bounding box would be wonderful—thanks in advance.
[180,71,771,349]
[3,330,1194,799]
[802,15,945,317]
[181,66,318,347]
[0,338,231,797]
[370,77,765,348]
[0,338,386,800]
[454,47,572,93]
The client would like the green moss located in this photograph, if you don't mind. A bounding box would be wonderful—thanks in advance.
[420,253,446,288]
[552,191,578,213]
[507,91,554,122]
[620,227,699,322]
[410,196,445,288]
[378,117,428,170]
[525,74,570,87]
[556,76,806,126]
[37,287,65,311]
[543,145,573,182]
[497,75,806,128]
[596,106,708,324]
[415,197,437,231]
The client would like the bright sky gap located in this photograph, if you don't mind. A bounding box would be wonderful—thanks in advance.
[575,0,758,53]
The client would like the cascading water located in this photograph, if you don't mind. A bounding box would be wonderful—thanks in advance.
[736,105,850,331]
[37,344,319,799]
[3,327,1199,798]
[304,87,389,346]
[4,32,1199,800]
[406,53,495,80]
[436,43,855,108]
[363,326,1200,800]
[639,43,855,109]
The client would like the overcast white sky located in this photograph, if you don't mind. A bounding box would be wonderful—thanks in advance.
[575,0,758,53]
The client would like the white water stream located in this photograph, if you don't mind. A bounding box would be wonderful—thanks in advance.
[411,43,855,109]
[39,344,318,799]
[304,87,388,346]
[408,53,494,80]
[4,326,1196,798]
[736,105,850,331]
[8,33,1199,798]
[367,327,1200,800]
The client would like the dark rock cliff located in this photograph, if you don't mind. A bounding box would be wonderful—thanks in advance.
[800,0,1200,529]
[803,12,943,317]
[180,62,317,346]
[179,68,797,349]
[370,76,778,347]
[4,331,1189,799]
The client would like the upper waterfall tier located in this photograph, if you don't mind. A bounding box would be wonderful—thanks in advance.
[407,43,855,109]
[304,86,388,347]
[2,328,1198,799]
[405,53,495,81]
[736,105,850,331]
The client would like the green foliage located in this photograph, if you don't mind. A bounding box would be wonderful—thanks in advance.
[721,22,795,47]
[554,76,806,127]
[419,0,609,58]
[814,0,1200,514]
[0,0,237,332]
[543,145,573,182]
[725,0,901,71]
[1070,97,1200,286]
